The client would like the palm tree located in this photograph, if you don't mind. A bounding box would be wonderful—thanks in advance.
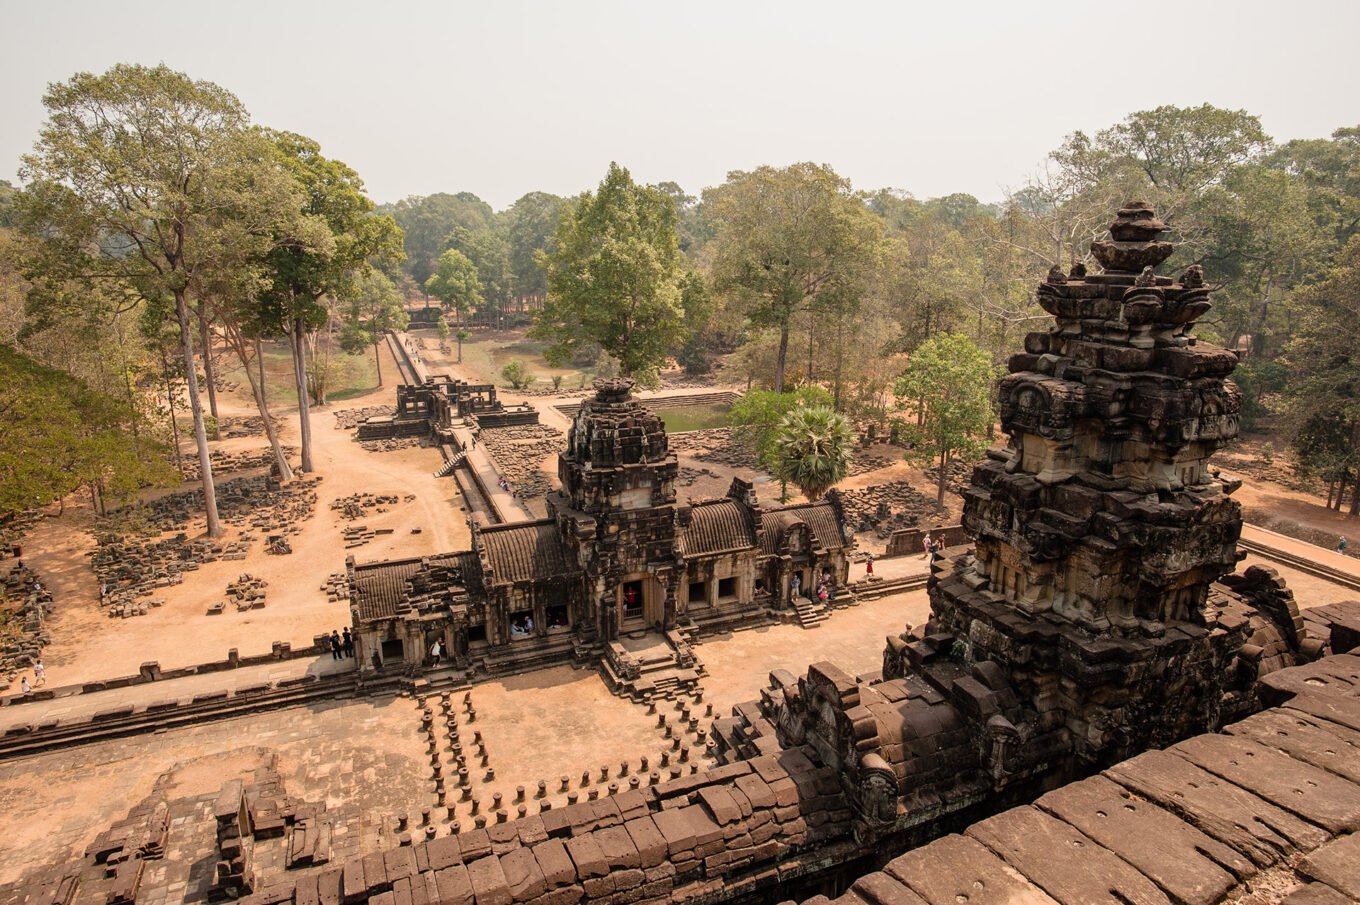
[772,406,854,501]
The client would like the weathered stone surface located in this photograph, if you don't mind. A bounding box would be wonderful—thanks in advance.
[498,848,545,902]
[1298,832,1360,899]
[965,806,1171,905]
[1226,708,1360,784]
[1280,882,1357,905]
[465,856,511,905]
[433,865,473,905]
[1034,775,1250,905]
[845,872,928,905]
[882,833,1056,905]
[1105,749,1329,865]
[1169,733,1360,833]
[529,839,575,889]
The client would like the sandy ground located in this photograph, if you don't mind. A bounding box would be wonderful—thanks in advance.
[17,338,472,688]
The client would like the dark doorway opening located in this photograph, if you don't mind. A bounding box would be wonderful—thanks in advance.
[623,580,644,619]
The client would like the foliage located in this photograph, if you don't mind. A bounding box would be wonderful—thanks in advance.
[728,386,834,470]
[771,405,854,501]
[425,248,483,316]
[533,162,686,377]
[500,359,536,390]
[504,191,567,298]
[894,333,996,504]
[384,192,493,289]
[705,162,882,391]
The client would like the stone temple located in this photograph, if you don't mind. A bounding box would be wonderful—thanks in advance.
[349,377,851,695]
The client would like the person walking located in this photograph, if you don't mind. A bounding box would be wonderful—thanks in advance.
[922,533,932,560]
[865,554,874,578]
[32,660,45,687]
[430,639,443,667]
[330,630,342,661]
[1339,536,1349,555]
[342,628,354,658]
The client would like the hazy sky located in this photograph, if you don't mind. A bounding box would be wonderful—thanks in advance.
[5,1,1359,210]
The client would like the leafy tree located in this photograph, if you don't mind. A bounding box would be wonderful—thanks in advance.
[454,328,470,364]
[894,333,995,504]
[500,359,535,390]
[339,268,408,386]
[447,225,511,320]
[533,162,686,379]
[19,63,283,536]
[706,163,882,391]
[505,191,567,298]
[425,248,483,320]
[258,130,403,471]
[728,386,834,470]
[385,192,493,291]
[674,270,715,375]
[435,313,451,345]
[771,405,853,501]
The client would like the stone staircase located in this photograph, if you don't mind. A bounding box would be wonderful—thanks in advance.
[790,594,829,629]
[433,451,465,478]
[599,631,705,703]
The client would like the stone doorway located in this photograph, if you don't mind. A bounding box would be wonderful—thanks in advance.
[618,576,664,631]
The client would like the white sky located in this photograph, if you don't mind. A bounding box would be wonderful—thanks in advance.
[4,0,1358,210]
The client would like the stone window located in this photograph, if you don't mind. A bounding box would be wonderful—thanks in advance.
[380,639,404,662]
[688,581,707,604]
[466,624,487,645]
[546,604,570,631]
[717,577,737,599]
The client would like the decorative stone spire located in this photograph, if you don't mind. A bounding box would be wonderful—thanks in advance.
[1090,202,1174,273]
[558,377,676,513]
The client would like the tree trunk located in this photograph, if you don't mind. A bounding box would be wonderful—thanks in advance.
[226,327,293,482]
[161,347,185,478]
[937,451,948,505]
[1336,473,1349,512]
[174,289,222,537]
[374,340,384,387]
[832,318,845,411]
[806,309,815,384]
[291,317,314,473]
[774,323,790,393]
[198,303,220,438]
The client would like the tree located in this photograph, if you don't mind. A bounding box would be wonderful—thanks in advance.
[706,163,882,392]
[894,333,995,504]
[771,406,853,501]
[258,130,403,471]
[19,63,278,536]
[425,248,482,319]
[385,192,493,292]
[533,162,686,379]
[454,328,470,364]
[448,226,510,321]
[728,386,834,471]
[340,268,408,386]
[505,191,567,298]
[501,359,535,390]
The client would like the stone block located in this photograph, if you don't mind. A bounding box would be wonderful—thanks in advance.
[623,817,667,869]
[564,834,608,879]
[593,826,639,869]
[466,856,511,905]
[1299,832,1360,900]
[499,849,545,902]
[433,864,473,905]
[530,839,576,889]
[426,837,463,872]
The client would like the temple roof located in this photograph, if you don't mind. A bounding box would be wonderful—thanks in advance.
[478,520,577,587]
[679,500,756,556]
[759,502,847,556]
[351,553,471,623]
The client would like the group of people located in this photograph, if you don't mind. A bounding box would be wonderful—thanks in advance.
[496,477,517,497]
[509,615,535,636]
[789,570,836,603]
[922,531,945,563]
[328,628,355,660]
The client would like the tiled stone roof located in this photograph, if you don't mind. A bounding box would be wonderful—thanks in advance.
[351,558,423,622]
[679,500,755,556]
[759,502,847,556]
[479,520,576,587]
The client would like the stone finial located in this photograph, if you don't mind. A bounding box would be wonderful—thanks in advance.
[1179,264,1205,288]
[1046,265,1067,285]
[1090,202,1175,273]
[1135,266,1157,288]
[1069,261,1087,280]
[592,377,636,402]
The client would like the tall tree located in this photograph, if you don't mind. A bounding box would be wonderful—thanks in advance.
[894,333,996,504]
[385,192,493,291]
[340,268,408,386]
[533,162,686,379]
[259,130,403,472]
[706,163,882,392]
[425,248,483,320]
[20,64,278,536]
[505,191,566,298]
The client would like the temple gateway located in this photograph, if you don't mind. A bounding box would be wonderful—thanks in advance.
[347,377,852,684]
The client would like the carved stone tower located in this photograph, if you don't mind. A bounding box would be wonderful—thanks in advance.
[549,378,682,639]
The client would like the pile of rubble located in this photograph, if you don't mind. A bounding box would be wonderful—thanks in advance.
[359,437,422,453]
[0,563,53,677]
[181,446,298,481]
[321,573,350,603]
[340,524,395,549]
[479,423,563,498]
[827,481,947,538]
[217,416,281,439]
[223,573,267,612]
[668,428,763,471]
[846,451,897,477]
[91,531,252,617]
[330,493,404,521]
[98,476,317,536]
[333,405,394,430]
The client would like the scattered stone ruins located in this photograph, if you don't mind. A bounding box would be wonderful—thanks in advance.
[348,377,852,691]
[7,203,1360,905]
[357,376,539,445]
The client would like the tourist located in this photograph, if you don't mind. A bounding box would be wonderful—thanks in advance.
[20,676,32,695]
[865,554,874,578]
[99,582,108,601]
[329,630,342,661]
[430,639,443,666]
[790,574,801,600]
[1339,537,1349,555]
[930,535,945,563]
[342,628,354,658]
[525,615,535,633]
[922,533,932,559]
[818,585,829,604]
[32,660,45,687]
